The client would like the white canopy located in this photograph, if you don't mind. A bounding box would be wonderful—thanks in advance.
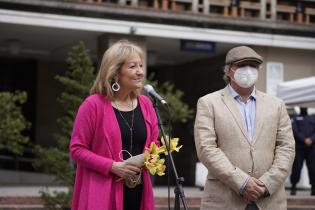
[277,76,315,107]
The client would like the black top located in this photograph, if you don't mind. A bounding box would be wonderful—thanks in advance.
[113,101,147,159]
[113,101,147,210]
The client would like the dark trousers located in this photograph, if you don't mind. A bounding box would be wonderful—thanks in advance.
[290,146,315,191]
[245,203,259,210]
[123,184,143,210]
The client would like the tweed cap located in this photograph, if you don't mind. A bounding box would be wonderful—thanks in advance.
[225,46,263,65]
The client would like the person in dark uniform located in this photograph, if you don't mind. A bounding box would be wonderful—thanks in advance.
[290,107,315,196]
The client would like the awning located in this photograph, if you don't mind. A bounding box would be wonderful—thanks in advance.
[277,76,315,107]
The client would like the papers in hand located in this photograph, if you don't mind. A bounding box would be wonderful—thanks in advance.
[124,153,145,168]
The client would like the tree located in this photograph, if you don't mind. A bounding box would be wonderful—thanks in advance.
[0,91,31,155]
[146,74,193,125]
[34,41,95,210]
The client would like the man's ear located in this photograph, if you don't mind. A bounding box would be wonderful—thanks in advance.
[227,65,233,76]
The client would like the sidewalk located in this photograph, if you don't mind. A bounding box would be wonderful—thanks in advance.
[0,185,312,197]
[0,186,68,197]
[0,185,203,197]
[0,186,314,210]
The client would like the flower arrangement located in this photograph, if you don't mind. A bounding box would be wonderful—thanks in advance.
[144,137,182,176]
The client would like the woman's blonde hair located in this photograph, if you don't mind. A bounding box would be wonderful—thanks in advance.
[90,40,144,100]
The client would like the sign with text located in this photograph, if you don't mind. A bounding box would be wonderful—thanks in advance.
[180,40,216,53]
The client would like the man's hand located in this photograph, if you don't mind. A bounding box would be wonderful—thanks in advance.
[242,177,266,203]
[304,138,313,146]
[253,178,267,196]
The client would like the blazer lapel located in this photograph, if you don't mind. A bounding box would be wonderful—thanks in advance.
[221,86,250,143]
[252,90,265,145]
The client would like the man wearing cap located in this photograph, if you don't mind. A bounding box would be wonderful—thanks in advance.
[194,46,295,210]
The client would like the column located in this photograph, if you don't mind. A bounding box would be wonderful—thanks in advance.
[192,0,198,13]
[260,0,266,19]
[270,0,277,21]
[203,0,209,14]
[296,1,303,24]
[231,0,238,17]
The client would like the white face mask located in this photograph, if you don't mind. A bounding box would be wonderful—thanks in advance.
[232,66,258,88]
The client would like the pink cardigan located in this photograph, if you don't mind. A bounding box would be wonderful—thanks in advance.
[70,94,159,210]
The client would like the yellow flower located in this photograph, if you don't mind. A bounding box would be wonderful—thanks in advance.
[144,150,166,176]
[156,158,166,176]
[143,138,182,176]
[161,136,183,155]
[149,141,166,155]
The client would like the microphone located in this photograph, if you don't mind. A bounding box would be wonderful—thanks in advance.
[143,84,167,105]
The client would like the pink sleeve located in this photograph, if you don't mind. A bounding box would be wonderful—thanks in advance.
[69,100,114,176]
[147,98,160,147]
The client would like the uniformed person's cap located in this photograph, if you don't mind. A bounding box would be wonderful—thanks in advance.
[225,46,263,65]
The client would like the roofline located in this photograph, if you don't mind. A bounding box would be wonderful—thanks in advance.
[1,9,315,50]
[1,0,315,36]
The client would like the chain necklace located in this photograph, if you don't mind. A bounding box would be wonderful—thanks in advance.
[114,99,135,154]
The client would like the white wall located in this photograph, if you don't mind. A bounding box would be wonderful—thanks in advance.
[254,47,315,92]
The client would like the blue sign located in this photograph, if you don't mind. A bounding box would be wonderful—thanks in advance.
[180,40,216,53]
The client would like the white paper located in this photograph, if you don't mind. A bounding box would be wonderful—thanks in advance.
[124,153,145,167]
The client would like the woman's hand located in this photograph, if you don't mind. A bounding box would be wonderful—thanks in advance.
[111,162,141,181]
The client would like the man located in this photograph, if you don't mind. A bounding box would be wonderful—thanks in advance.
[290,107,315,196]
[194,46,295,210]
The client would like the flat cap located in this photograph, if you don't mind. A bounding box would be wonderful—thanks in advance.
[225,46,263,65]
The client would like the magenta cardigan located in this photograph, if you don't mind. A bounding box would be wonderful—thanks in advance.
[70,94,159,210]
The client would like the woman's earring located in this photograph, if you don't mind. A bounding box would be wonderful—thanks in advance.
[112,81,120,92]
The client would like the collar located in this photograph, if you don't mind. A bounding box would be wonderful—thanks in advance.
[228,84,256,101]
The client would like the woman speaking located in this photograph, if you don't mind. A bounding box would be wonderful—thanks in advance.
[70,40,159,210]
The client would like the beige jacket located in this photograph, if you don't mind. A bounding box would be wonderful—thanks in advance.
[194,86,295,210]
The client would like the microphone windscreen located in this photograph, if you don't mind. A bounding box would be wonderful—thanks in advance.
[143,84,154,93]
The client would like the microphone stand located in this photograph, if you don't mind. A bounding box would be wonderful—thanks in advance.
[152,98,188,210]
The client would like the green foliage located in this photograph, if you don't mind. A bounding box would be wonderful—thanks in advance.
[40,190,72,210]
[0,91,31,155]
[55,41,95,150]
[34,41,95,209]
[33,146,75,186]
[146,74,194,124]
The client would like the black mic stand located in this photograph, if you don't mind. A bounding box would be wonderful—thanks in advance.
[152,99,188,210]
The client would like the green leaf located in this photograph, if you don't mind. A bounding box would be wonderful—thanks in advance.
[145,74,194,125]
[0,91,31,155]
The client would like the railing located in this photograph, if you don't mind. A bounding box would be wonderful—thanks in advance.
[0,147,36,171]
[75,0,315,24]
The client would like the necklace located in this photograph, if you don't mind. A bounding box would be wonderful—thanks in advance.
[114,99,135,154]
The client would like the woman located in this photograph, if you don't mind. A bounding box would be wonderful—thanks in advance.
[70,40,159,210]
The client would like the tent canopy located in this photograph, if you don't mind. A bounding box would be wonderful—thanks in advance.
[277,76,315,107]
